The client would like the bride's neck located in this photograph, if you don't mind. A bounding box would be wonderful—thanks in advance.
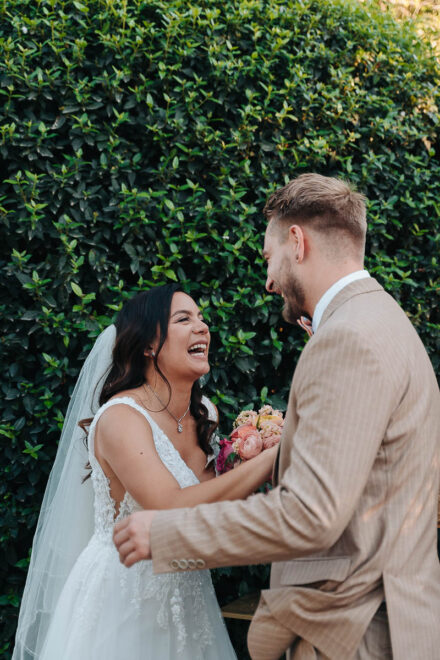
[144,373,193,417]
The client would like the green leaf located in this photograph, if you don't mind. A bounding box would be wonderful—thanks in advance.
[71,282,83,297]
[164,269,178,281]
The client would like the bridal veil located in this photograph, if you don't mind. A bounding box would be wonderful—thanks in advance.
[13,325,116,659]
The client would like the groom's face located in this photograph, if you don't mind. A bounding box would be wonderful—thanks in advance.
[263,222,306,324]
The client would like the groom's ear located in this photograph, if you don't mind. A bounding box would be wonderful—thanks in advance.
[288,224,305,262]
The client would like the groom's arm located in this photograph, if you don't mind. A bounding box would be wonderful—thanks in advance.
[146,324,398,574]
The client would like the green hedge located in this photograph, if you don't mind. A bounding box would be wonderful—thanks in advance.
[1,0,439,656]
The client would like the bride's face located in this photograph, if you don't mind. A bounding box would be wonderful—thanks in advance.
[153,292,211,381]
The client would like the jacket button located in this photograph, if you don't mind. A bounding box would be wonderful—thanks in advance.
[170,559,179,569]
[187,559,197,569]
[178,559,189,569]
[195,559,206,568]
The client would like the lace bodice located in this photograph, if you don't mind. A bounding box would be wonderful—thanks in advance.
[83,396,222,656]
[87,395,217,537]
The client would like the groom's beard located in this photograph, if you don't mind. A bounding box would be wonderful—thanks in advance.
[280,260,306,324]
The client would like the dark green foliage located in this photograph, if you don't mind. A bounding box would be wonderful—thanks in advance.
[1,0,439,656]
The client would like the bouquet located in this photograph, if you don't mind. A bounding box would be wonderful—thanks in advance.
[216,404,284,476]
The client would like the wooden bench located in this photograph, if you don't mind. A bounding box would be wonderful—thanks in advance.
[221,591,260,621]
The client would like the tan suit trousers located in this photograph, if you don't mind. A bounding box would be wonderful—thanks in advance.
[248,601,392,660]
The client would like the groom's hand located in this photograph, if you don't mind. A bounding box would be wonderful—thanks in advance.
[113,510,157,567]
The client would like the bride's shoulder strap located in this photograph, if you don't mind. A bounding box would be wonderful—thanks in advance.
[201,395,219,423]
[88,397,155,458]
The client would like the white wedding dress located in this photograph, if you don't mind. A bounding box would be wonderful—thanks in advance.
[39,396,237,660]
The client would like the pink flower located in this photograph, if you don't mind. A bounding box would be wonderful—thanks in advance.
[263,434,281,449]
[231,423,263,460]
[216,438,237,474]
[259,420,282,449]
[258,405,274,416]
[234,409,258,428]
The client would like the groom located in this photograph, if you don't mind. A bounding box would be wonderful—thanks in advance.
[114,174,440,659]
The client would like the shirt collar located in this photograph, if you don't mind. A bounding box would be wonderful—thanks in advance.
[312,270,370,333]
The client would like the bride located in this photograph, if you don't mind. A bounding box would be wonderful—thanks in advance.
[13,283,276,660]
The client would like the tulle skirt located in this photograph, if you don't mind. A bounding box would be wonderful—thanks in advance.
[40,534,237,660]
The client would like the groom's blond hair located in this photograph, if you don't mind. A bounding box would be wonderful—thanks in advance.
[264,174,367,258]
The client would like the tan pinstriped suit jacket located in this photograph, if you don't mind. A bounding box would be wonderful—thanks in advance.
[150,278,440,659]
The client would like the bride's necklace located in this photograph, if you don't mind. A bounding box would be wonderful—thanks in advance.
[145,383,190,433]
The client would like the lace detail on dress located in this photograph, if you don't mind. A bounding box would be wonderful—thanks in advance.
[86,397,216,655]
[118,561,215,653]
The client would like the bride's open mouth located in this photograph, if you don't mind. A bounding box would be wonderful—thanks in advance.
[187,342,208,359]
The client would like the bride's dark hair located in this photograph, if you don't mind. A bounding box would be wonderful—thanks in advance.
[81,284,217,476]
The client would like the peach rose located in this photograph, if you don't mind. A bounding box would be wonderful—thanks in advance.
[230,423,263,460]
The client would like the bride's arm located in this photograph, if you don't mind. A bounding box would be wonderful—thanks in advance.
[95,404,276,510]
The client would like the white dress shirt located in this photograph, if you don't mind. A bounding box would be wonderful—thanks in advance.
[312,270,370,334]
